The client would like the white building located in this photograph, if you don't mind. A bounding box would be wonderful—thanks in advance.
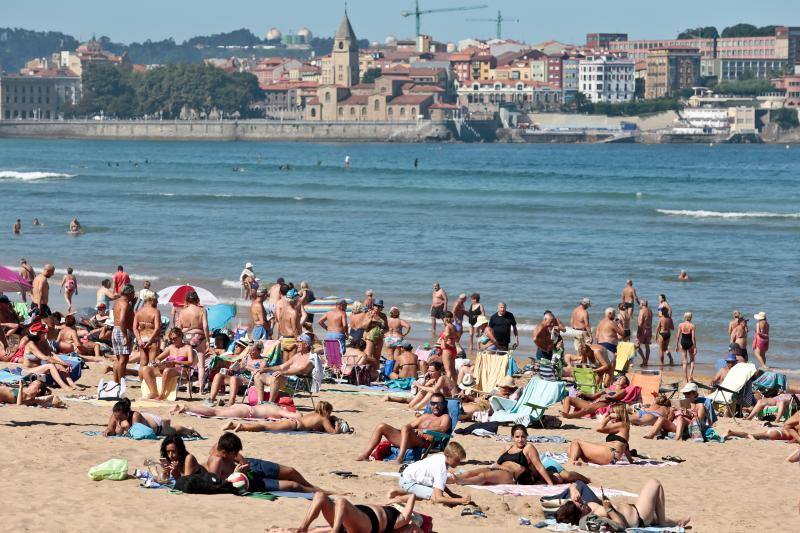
[578,56,635,103]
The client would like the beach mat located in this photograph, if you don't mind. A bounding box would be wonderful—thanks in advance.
[323,385,412,397]
[83,431,206,441]
[269,491,315,500]
[588,459,677,467]
[468,484,638,498]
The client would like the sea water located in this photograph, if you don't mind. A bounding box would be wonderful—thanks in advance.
[1,139,798,369]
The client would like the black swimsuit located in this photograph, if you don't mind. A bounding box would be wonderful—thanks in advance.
[354,505,401,533]
[467,305,482,326]
[497,448,534,485]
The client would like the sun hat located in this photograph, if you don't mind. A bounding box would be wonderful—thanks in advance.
[754,311,766,320]
[234,336,253,348]
[473,315,489,328]
[298,333,313,345]
[245,262,254,269]
[498,376,516,389]
[680,382,698,395]
[373,299,384,308]
[458,374,476,391]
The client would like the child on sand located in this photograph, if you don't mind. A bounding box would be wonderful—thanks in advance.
[390,441,472,505]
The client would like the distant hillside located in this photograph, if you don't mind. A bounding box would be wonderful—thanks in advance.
[0,27,370,72]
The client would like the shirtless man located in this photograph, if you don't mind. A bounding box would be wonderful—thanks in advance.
[451,293,467,342]
[175,291,210,392]
[636,299,653,366]
[266,277,285,332]
[133,290,161,369]
[430,282,448,338]
[319,299,348,357]
[253,333,314,403]
[729,313,748,359]
[357,392,452,464]
[31,263,54,318]
[617,303,632,341]
[250,288,270,341]
[19,258,35,303]
[570,298,592,354]
[533,311,566,361]
[275,288,306,356]
[595,307,624,368]
[621,279,638,321]
[112,284,135,386]
[12,219,21,235]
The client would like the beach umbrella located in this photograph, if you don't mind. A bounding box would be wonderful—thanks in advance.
[207,303,237,331]
[157,284,219,307]
[0,264,33,293]
[304,296,355,315]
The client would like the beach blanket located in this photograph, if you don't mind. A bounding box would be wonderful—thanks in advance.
[468,484,637,498]
[587,459,677,468]
[385,378,414,390]
[324,386,412,397]
[63,397,173,408]
[0,367,25,384]
[82,431,206,441]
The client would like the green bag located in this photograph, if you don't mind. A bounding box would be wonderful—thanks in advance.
[88,458,129,481]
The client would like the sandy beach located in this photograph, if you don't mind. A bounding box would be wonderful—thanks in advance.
[1,358,796,533]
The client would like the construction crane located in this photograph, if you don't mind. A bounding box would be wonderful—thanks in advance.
[401,0,488,38]
[466,10,519,40]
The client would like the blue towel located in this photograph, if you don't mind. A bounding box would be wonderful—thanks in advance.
[385,378,414,390]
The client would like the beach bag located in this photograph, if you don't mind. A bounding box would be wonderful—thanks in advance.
[173,469,238,495]
[97,378,126,401]
[579,513,625,532]
[128,423,157,440]
[753,371,787,395]
[349,365,371,386]
[88,459,129,481]
[369,439,392,461]
[57,354,83,382]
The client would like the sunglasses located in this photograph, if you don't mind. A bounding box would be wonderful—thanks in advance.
[430,401,446,406]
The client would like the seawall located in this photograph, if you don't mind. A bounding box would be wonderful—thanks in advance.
[0,119,455,143]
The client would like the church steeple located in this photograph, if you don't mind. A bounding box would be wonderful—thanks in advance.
[332,13,359,87]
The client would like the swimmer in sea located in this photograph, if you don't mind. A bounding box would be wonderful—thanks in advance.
[12,219,21,235]
[678,270,689,281]
[69,218,81,233]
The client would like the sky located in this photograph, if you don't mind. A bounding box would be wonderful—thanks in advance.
[4,0,798,45]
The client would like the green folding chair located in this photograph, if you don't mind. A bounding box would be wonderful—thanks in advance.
[573,366,599,395]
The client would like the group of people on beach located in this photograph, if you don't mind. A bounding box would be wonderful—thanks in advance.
[1,255,790,531]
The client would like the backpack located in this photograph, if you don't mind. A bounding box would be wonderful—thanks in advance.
[752,371,787,395]
[173,469,238,495]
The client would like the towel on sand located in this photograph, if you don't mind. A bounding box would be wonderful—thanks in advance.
[468,484,637,498]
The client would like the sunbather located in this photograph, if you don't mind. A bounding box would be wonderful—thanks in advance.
[568,404,633,465]
[454,424,588,486]
[159,435,201,481]
[0,379,64,407]
[253,334,314,403]
[292,492,417,533]
[561,375,631,419]
[141,327,195,400]
[555,478,690,529]
[20,323,77,390]
[746,390,796,421]
[224,401,350,434]
[722,427,797,441]
[629,394,673,426]
[208,342,263,406]
[55,315,104,361]
[644,383,707,441]
[105,398,199,438]
[171,400,301,420]
[356,392,452,464]
[385,361,447,410]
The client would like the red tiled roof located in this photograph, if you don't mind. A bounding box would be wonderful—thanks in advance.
[387,94,432,105]
[409,67,444,76]
[429,103,459,109]
[339,95,370,105]
[408,84,445,93]
[307,98,320,105]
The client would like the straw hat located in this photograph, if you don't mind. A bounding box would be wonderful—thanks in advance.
[754,311,767,320]
[458,374,476,391]
[473,315,488,328]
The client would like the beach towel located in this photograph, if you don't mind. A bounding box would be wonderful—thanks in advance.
[385,378,414,390]
[474,350,510,392]
[595,385,642,416]
[414,349,433,362]
[82,430,206,441]
[0,367,25,384]
[587,459,677,468]
[614,342,635,373]
[466,484,637,498]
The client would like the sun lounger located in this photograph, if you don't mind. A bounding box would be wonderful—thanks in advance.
[629,371,661,402]
[573,366,599,395]
[614,341,635,375]
[490,378,567,427]
[710,362,757,417]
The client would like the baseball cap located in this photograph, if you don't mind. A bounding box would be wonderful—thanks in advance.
[680,382,698,395]
[298,333,312,345]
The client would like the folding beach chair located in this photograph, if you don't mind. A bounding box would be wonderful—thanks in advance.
[490,378,567,427]
[614,342,635,376]
[323,338,345,382]
[710,363,757,418]
[535,348,564,381]
[573,366,599,395]
[628,371,662,402]
[473,350,511,392]
[420,398,461,459]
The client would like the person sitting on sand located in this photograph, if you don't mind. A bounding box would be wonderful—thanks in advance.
[629,394,673,426]
[644,383,708,441]
[205,432,322,494]
[104,398,199,438]
[223,401,350,434]
[0,294,22,339]
[388,441,472,505]
[19,322,77,390]
[292,492,418,533]
[54,315,103,361]
[385,361,447,410]
[252,333,314,404]
[455,424,589,486]
[207,341,263,406]
[389,342,419,380]
[0,379,64,407]
[158,435,201,482]
[568,404,633,465]
[141,327,195,401]
[555,478,690,529]
[172,399,301,420]
[561,375,632,419]
[746,390,797,422]
[356,392,452,464]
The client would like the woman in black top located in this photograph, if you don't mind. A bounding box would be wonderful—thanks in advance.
[466,293,486,352]
[454,425,588,486]
[295,492,416,533]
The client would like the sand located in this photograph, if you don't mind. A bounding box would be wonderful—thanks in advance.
[0,361,796,533]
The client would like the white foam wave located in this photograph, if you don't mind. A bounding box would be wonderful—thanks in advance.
[397,310,534,331]
[222,279,242,289]
[53,268,159,281]
[293,196,304,201]
[657,209,800,220]
[0,170,76,181]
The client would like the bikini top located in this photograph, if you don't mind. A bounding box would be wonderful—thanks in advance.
[606,433,629,446]
[497,448,529,468]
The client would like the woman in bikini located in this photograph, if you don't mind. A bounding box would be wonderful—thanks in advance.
[141,327,195,400]
[455,425,589,486]
[171,398,302,420]
[630,394,673,426]
[20,323,77,390]
[560,374,631,419]
[293,492,417,533]
[104,398,199,437]
[0,379,64,408]
[208,343,263,406]
[133,290,161,368]
[568,404,633,466]
[674,311,697,383]
[384,307,411,361]
[752,311,769,369]
[385,361,447,410]
[654,307,674,366]
[54,315,104,361]
[60,267,78,314]
[466,293,485,353]
[437,311,458,387]
[556,478,690,529]
[157,435,201,482]
[223,401,349,434]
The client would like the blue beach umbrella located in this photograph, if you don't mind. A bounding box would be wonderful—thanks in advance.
[207,303,237,331]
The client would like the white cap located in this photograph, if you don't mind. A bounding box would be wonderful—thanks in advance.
[680,382,698,395]
[245,262,254,269]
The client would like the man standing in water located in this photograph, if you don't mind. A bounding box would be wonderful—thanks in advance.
[112,284,135,386]
[319,299,348,356]
[12,219,21,234]
[621,279,638,321]
[112,265,130,295]
[636,299,653,366]
[570,298,592,354]
[430,282,448,338]
[19,258,35,303]
[31,264,54,318]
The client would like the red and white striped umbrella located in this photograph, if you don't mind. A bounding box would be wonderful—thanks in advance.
[156,284,219,307]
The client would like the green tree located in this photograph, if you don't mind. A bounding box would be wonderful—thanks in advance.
[677,26,719,39]
[715,78,772,96]
[361,68,382,84]
[721,24,777,38]
[771,108,799,130]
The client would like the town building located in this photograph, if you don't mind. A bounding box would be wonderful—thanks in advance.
[0,69,80,119]
[772,66,800,107]
[579,56,635,103]
[320,15,360,87]
[645,47,701,99]
[561,57,581,101]
[456,79,562,112]
[586,33,629,50]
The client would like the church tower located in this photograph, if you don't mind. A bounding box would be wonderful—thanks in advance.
[332,13,359,87]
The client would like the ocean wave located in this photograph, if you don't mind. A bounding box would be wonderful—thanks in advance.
[656,209,800,220]
[222,279,242,289]
[53,268,159,281]
[0,171,76,181]
[136,192,313,203]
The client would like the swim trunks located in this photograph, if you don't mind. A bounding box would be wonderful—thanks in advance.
[280,337,296,351]
[637,328,652,345]
[112,327,132,356]
[245,458,281,492]
[325,331,347,354]
[430,305,444,319]
[252,325,269,341]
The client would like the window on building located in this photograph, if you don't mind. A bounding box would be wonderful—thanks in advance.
[400,107,406,116]
[325,92,331,103]
[310,108,316,117]
[4,111,8,119]
[350,107,355,116]
[388,107,394,116]
[21,110,26,119]
[45,111,51,119]
[361,107,366,116]
[338,107,343,116]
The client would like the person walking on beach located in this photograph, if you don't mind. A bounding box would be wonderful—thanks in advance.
[655,307,674,366]
[752,311,769,369]
[31,264,54,318]
[19,258,35,303]
[240,262,256,300]
[729,312,748,360]
[621,279,638,321]
[430,282,448,338]
[12,219,21,235]
[570,298,592,354]
[675,312,697,382]
[250,288,270,340]
[466,293,485,353]
[59,267,78,314]
[112,265,130,295]
[319,299,349,357]
[112,284,135,386]
[636,299,653,366]
[451,293,467,342]
[488,302,519,352]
